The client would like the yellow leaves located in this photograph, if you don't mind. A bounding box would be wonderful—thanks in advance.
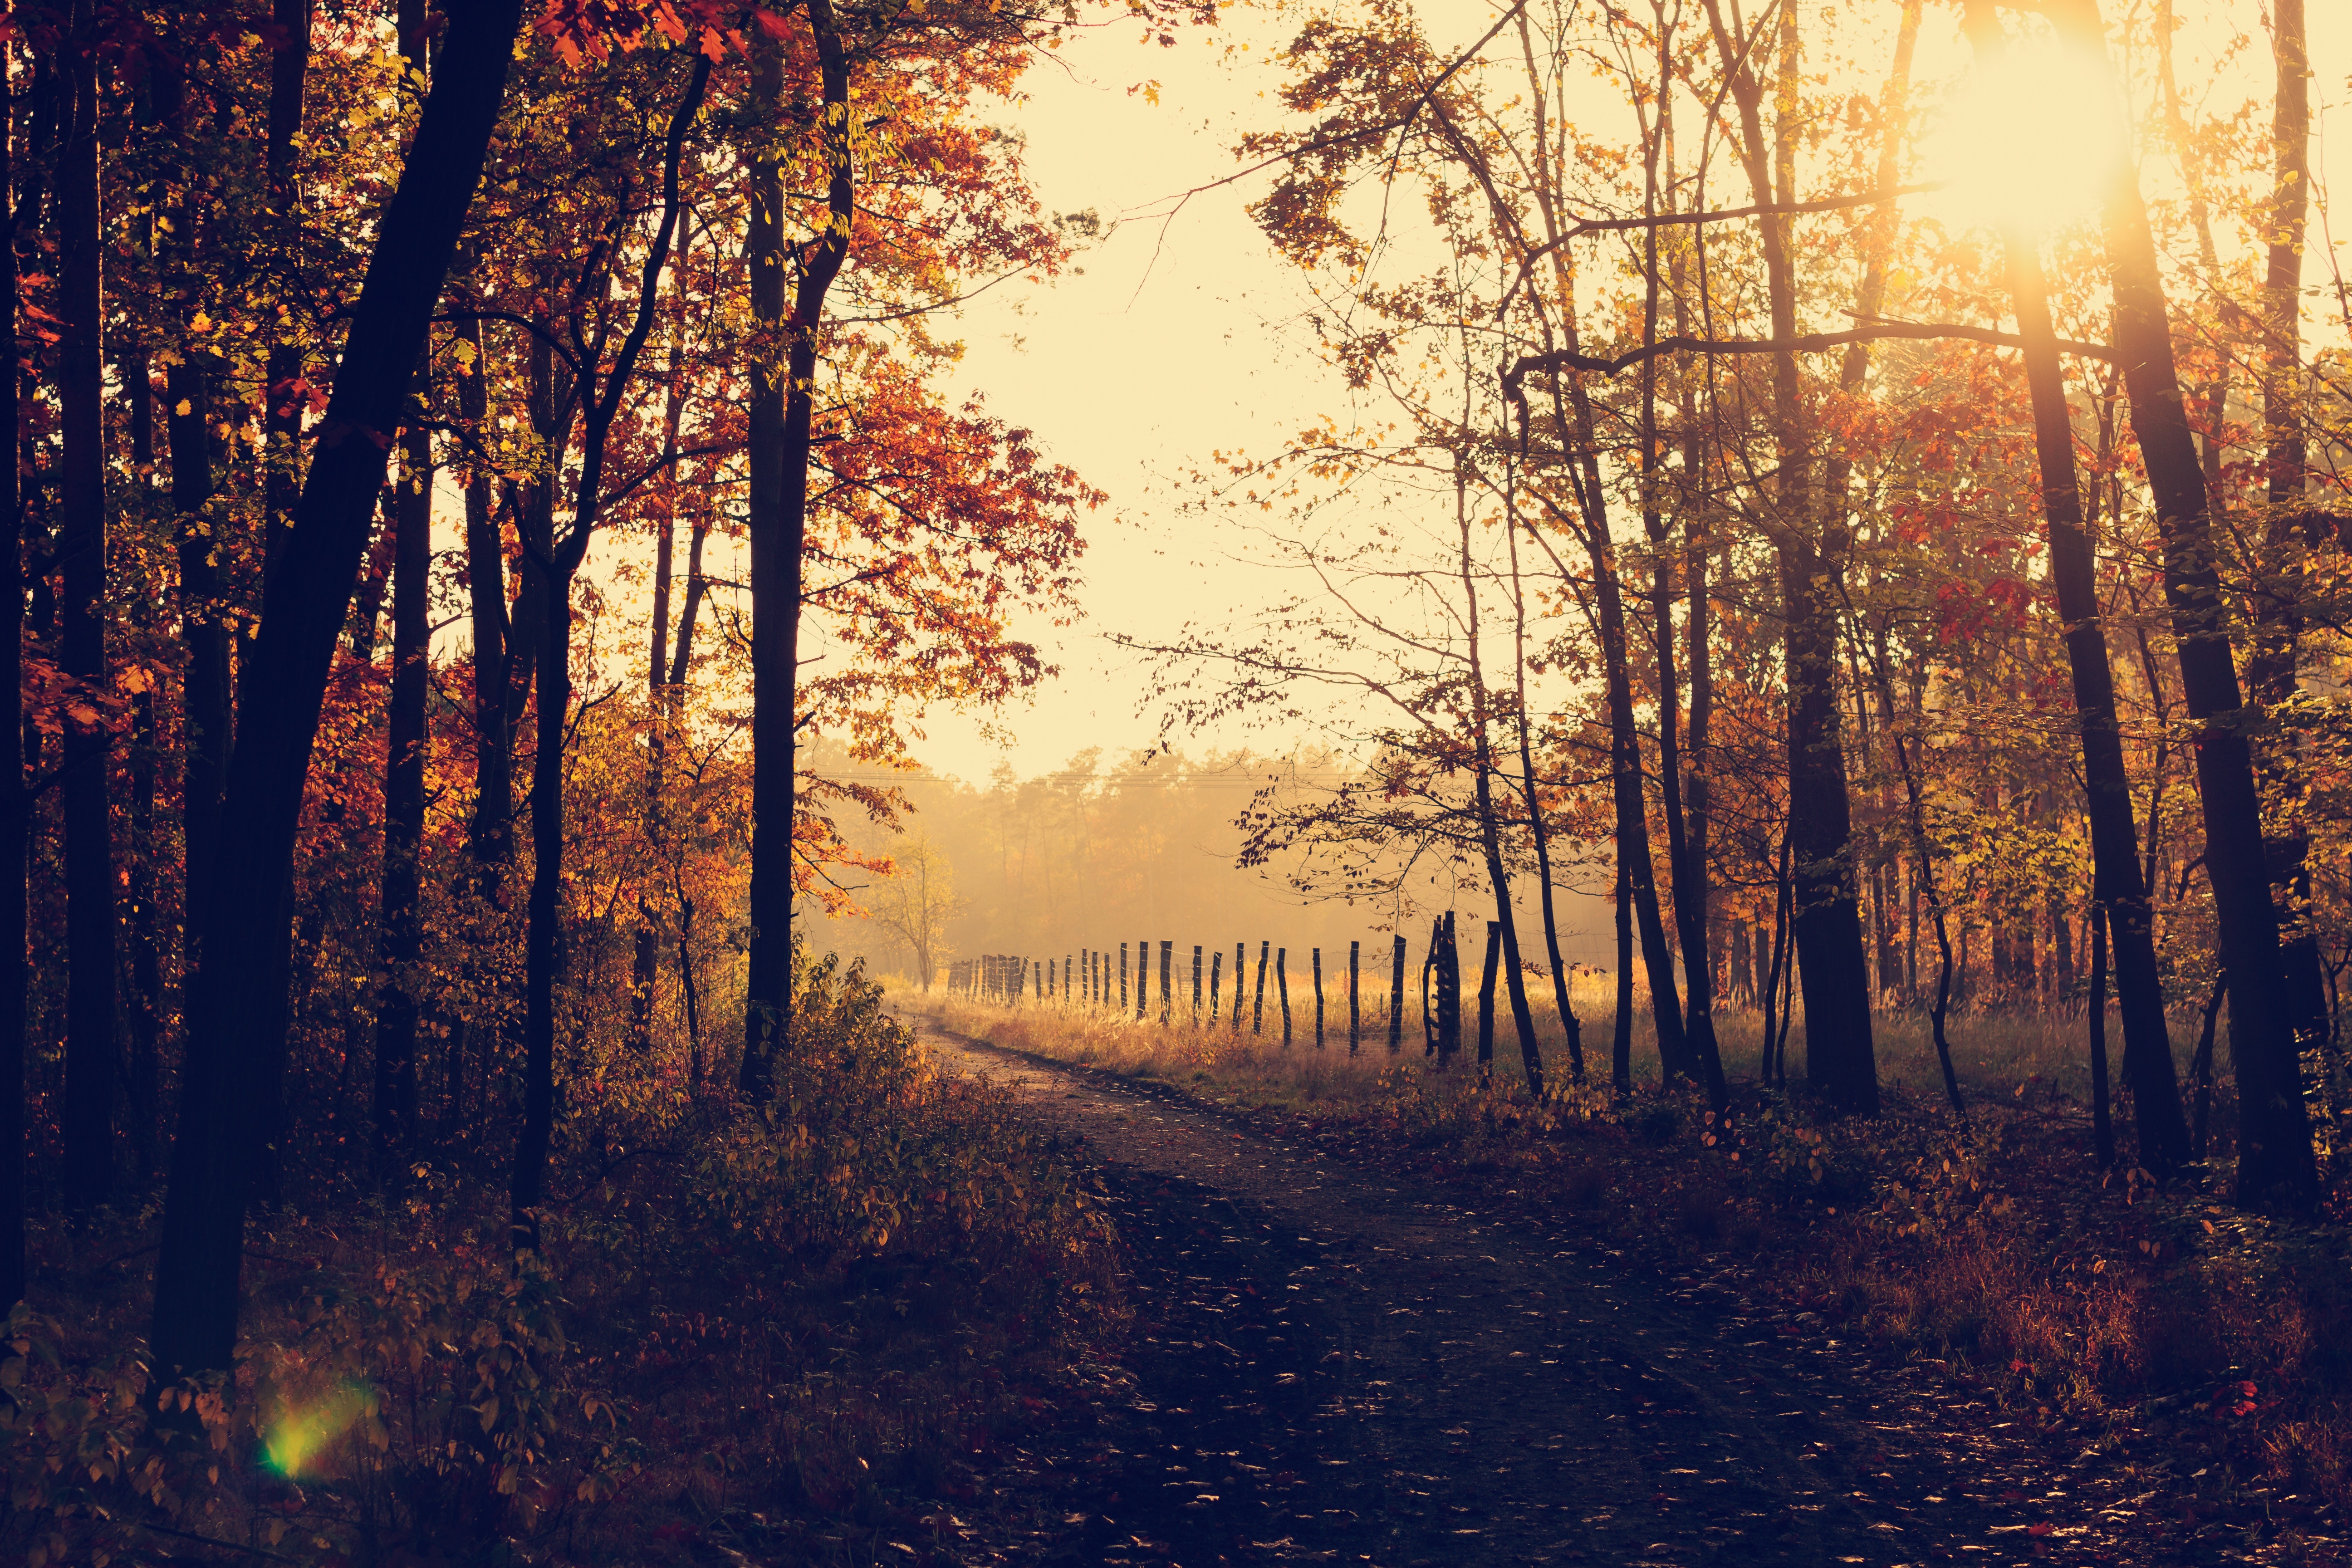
[174,399,192,416]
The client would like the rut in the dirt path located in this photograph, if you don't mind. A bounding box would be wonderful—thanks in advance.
[920,1023,2199,1568]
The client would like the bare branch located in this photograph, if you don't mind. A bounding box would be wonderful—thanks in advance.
[1502,319,2114,402]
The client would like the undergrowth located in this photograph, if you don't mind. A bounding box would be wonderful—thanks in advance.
[2,955,1122,1565]
[910,985,2352,1522]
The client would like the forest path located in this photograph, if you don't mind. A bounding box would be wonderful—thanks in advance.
[912,1019,2170,1568]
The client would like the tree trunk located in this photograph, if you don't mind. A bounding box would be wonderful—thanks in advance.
[514,539,566,1250]
[372,409,430,1181]
[1611,862,1633,1095]
[632,335,688,1054]
[2057,0,2313,1203]
[1504,502,1581,1081]
[1457,463,1544,1094]
[2241,0,2330,1090]
[1704,0,1877,1114]
[513,52,706,1246]
[153,54,230,954]
[743,0,852,1100]
[127,691,161,1185]
[0,58,24,1307]
[1637,28,1721,1107]
[58,7,114,1209]
[458,314,511,888]
[149,0,524,1380]
[668,511,710,685]
[260,0,313,599]
[2088,904,2114,1169]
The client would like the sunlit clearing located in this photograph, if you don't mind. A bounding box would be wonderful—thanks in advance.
[1920,34,2126,238]
[260,1381,373,1479]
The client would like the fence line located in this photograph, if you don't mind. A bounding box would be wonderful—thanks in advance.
[941,921,1532,1061]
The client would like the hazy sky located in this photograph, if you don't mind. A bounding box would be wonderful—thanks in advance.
[890,0,2352,786]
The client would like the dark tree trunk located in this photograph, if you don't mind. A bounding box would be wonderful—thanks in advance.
[743,2,851,1100]
[1636,39,1721,1107]
[1705,0,1876,1114]
[458,315,510,888]
[377,0,435,1150]
[260,0,313,594]
[149,0,525,1380]
[1971,54,2187,1166]
[2241,0,2331,1093]
[513,53,706,1246]
[2088,905,2114,1169]
[1456,469,1544,1093]
[668,511,710,685]
[515,526,565,1249]
[127,691,161,1185]
[155,51,230,960]
[372,412,430,1181]
[58,9,114,1210]
[1611,862,1633,1096]
[2058,0,2313,1203]
[632,337,686,1054]
[0,60,24,1307]
[1505,508,1580,1081]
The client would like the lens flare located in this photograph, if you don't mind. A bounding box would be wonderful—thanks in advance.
[1919,35,2128,238]
[260,1380,375,1479]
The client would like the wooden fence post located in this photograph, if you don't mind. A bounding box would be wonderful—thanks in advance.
[1159,940,1173,1024]
[1388,934,1406,1052]
[1277,947,1291,1045]
[1423,922,1440,1056]
[1210,948,1222,1023]
[1119,943,1128,1012]
[1192,945,1203,1024]
[1349,941,1361,1055]
[1137,938,1147,1021]
[1436,912,1461,1060]
[1312,948,1323,1048]
[1253,941,1269,1035]
[1478,919,1502,1073]
[1233,943,1245,1029]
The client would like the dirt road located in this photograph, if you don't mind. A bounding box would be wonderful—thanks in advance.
[916,1021,2191,1568]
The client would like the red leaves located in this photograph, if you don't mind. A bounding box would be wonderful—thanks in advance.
[1931,574,2043,649]
[535,0,741,67]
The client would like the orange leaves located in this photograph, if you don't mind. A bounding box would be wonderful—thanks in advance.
[535,0,743,67]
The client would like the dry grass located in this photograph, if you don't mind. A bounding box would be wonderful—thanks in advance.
[889,973,2218,1120]
[898,979,2352,1521]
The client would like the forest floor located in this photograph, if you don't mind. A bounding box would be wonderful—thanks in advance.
[902,1014,2329,1568]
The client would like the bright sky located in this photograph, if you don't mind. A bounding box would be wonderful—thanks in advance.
[889,0,2352,788]
[904,15,1328,784]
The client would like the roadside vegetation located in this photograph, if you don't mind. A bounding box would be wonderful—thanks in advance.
[4,957,1122,1566]
[906,984,2352,1532]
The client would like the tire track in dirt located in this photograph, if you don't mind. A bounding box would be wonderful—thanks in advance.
[916,1022,2180,1568]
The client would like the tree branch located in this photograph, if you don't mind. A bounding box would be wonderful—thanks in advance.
[1502,319,2113,402]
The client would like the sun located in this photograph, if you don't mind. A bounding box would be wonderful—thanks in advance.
[1918,31,2128,240]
